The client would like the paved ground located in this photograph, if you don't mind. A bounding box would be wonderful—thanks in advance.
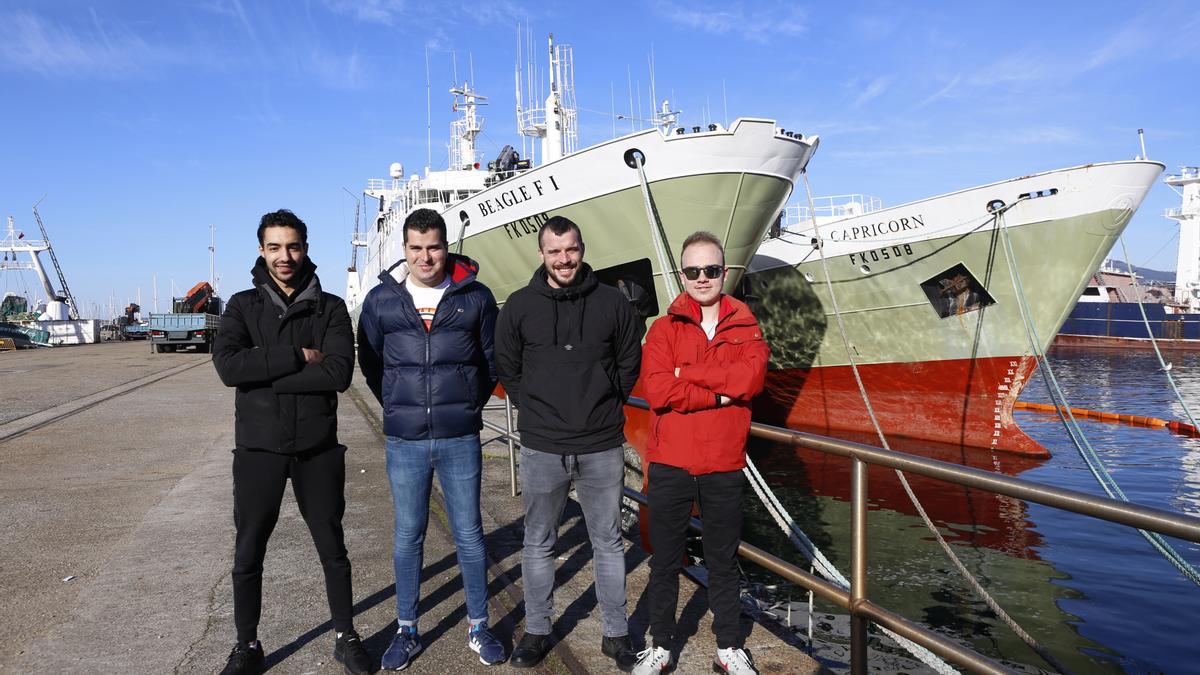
[0,342,824,674]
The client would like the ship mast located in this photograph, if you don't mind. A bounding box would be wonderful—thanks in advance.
[1168,167,1200,308]
[517,32,578,164]
[449,81,487,170]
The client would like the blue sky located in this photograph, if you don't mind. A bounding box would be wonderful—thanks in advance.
[1,1,1197,319]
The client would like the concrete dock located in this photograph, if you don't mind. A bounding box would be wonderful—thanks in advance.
[0,342,824,674]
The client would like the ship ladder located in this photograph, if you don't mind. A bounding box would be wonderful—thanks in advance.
[994,199,1200,589]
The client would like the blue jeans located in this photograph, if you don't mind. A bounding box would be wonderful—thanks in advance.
[386,434,489,626]
[519,445,628,637]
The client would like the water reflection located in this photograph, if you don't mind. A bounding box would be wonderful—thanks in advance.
[742,348,1200,672]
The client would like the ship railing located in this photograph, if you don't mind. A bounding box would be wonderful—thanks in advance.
[783,194,883,226]
[1165,207,1186,219]
[1166,167,1199,181]
[481,396,1200,675]
[366,178,405,192]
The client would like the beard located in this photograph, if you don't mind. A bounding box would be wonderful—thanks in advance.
[547,263,578,286]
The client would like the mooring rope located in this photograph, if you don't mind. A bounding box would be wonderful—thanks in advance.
[795,172,1076,674]
[1115,234,1199,429]
[995,201,1200,587]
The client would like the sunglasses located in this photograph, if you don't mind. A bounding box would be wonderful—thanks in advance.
[681,265,725,280]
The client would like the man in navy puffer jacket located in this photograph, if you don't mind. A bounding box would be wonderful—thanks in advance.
[356,208,505,669]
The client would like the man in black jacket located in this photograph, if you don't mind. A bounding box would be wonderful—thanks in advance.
[211,209,369,675]
[495,216,641,671]
[357,208,505,669]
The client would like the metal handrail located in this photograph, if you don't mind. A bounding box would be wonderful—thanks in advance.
[486,395,1200,673]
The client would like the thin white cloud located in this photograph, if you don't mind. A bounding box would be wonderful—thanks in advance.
[653,1,806,43]
[322,0,406,25]
[0,9,184,77]
[850,76,890,109]
[306,46,368,90]
[321,0,527,28]
[829,126,1080,161]
[913,74,961,110]
[0,5,378,91]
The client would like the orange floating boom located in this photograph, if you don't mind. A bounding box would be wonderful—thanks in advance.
[1014,401,1200,437]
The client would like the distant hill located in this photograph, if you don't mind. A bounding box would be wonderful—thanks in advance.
[1103,260,1175,284]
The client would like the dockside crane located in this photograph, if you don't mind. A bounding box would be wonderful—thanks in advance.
[31,198,79,320]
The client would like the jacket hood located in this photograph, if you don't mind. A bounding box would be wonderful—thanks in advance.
[666,292,757,330]
[522,262,601,349]
[252,257,322,311]
[527,262,599,300]
[378,253,480,294]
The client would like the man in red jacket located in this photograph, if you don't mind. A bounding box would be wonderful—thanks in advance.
[633,231,769,675]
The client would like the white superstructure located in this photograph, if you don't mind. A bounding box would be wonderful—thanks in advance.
[1167,167,1200,307]
[1,215,70,320]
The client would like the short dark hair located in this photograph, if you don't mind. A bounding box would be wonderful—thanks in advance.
[403,208,448,245]
[258,209,308,245]
[537,215,584,250]
[680,231,724,263]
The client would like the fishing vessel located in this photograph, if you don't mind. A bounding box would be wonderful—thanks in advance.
[1057,166,1200,349]
[1,209,99,345]
[345,34,818,321]
[739,161,1164,457]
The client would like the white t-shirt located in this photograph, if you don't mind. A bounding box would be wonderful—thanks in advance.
[407,276,451,331]
[701,319,718,341]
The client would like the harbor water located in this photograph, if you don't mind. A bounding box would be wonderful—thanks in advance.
[742,347,1200,673]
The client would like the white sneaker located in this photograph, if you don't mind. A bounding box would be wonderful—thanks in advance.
[632,645,672,675]
[714,647,757,674]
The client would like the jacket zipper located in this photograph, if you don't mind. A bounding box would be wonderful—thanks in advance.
[425,330,433,429]
[423,284,453,433]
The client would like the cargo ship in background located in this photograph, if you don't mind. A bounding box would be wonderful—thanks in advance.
[1057,166,1200,350]
[734,161,1164,458]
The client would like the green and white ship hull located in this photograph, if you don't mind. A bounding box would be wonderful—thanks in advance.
[744,160,1164,456]
[348,118,817,319]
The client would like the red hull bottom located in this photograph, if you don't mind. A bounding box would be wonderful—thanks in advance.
[621,370,1049,555]
[752,355,1050,458]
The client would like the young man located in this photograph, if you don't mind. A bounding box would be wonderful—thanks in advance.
[634,232,769,675]
[495,216,642,671]
[357,208,505,670]
[212,209,369,675]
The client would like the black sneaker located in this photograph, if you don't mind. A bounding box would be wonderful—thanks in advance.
[510,632,551,668]
[220,641,264,675]
[334,629,373,674]
[601,635,638,672]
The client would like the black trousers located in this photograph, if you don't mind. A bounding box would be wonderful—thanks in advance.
[231,445,353,642]
[646,462,745,649]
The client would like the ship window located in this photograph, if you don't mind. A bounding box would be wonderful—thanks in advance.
[920,263,996,319]
[593,258,658,338]
[1082,287,1101,296]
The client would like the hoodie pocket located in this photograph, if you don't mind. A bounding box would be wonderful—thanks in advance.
[522,346,621,433]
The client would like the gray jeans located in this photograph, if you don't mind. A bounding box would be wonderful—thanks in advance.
[519,445,628,637]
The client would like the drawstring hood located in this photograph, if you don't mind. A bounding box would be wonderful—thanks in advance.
[529,263,598,350]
